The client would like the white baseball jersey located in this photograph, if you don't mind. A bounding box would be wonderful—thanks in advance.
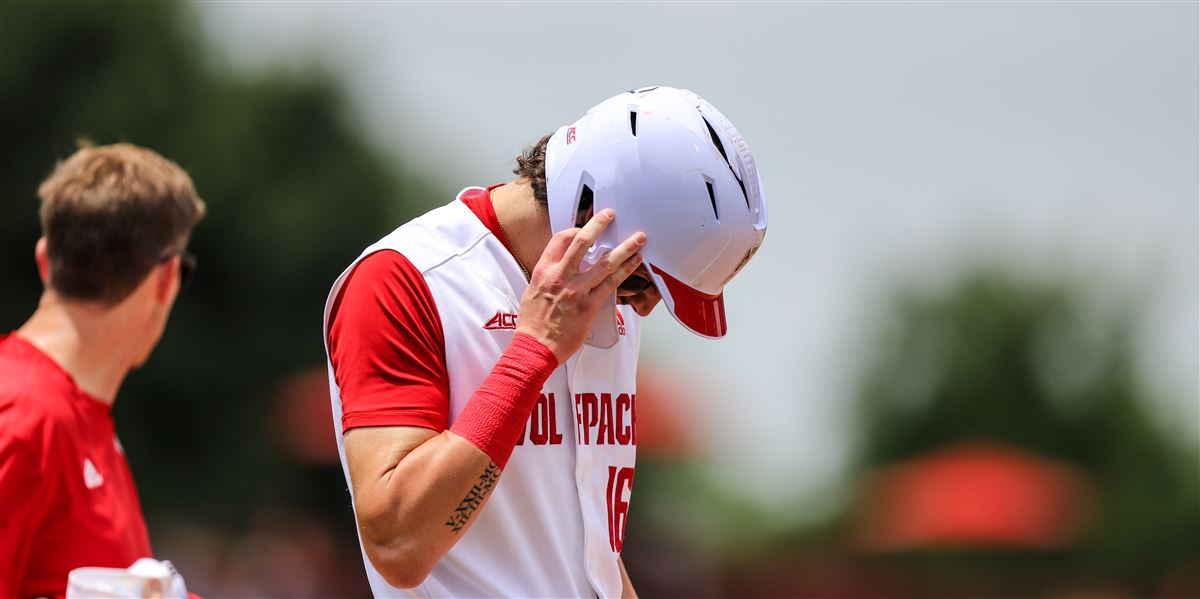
[323,188,641,598]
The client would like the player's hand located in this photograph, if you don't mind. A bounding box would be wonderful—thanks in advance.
[517,209,645,363]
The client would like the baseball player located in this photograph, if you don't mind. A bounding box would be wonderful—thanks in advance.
[323,86,767,597]
[0,144,205,598]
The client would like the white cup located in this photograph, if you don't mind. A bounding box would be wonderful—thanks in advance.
[66,559,181,599]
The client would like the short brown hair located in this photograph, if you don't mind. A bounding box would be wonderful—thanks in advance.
[513,133,552,208]
[37,143,206,304]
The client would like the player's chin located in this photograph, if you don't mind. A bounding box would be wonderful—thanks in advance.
[617,293,661,317]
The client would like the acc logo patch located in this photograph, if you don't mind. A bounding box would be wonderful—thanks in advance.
[483,311,518,331]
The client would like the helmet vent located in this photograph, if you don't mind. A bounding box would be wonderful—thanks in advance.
[702,115,729,164]
[702,114,750,209]
[705,180,719,221]
[575,184,595,227]
[629,111,637,136]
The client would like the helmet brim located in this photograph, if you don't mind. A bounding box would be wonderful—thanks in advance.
[649,264,727,339]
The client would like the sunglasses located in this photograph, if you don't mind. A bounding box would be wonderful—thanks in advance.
[160,250,197,286]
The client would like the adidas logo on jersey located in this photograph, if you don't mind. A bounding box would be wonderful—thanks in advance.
[482,311,518,331]
[83,458,104,489]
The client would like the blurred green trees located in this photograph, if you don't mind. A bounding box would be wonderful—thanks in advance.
[0,3,434,526]
[852,268,1200,595]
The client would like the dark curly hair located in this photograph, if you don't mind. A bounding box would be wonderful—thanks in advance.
[513,133,552,208]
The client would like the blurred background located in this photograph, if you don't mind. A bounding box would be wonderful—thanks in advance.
[1,2,1196,597]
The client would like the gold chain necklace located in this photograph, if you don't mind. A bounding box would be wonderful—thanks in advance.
[496,219,531,281]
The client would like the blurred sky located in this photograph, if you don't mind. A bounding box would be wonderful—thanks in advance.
[193,2,1197,512]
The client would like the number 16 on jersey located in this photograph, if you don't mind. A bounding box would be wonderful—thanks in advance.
[606,466,635,552]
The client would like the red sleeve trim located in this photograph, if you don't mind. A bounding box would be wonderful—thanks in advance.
[342,408,445,433]
[327,250,450,433]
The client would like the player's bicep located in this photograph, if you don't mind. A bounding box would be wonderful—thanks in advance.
[345,425,439,495]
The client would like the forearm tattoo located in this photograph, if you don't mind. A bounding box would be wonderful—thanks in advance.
[445,462,500,534]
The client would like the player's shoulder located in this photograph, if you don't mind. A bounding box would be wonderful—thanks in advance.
[371,189,491,274]
[0,336,77,440]
[0,335,60,404]
[338,249,429,309]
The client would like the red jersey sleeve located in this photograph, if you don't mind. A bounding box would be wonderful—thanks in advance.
[0,432,41,598]
[327,250,450,433]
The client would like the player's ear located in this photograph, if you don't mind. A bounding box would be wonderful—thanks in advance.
[154,256,178,303]
[34,237,50,284]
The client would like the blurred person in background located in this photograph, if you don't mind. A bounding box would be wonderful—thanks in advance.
[324,86,767,597]
[0,143,205,598]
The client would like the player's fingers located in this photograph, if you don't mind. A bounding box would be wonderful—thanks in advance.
[583,231,645,288]
[562,209,615,271]
[590,252,644,300]
[539,228,578,266]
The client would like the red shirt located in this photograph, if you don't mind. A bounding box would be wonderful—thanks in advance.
[0,334,151,599]
[327,186,514,434]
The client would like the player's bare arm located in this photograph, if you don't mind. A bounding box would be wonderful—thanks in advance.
[344,210,645,588]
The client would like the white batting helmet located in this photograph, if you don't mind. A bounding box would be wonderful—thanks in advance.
[545,86,768,344]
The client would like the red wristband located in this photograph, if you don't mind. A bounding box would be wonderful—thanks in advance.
[449,333,558,469]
